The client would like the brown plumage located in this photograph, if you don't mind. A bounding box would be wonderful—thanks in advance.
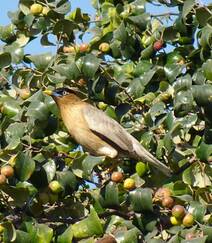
[45,88,172,176]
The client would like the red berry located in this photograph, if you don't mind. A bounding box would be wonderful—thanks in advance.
[172,205,186,219]
[162,196,174,208]
[153,40,164,51]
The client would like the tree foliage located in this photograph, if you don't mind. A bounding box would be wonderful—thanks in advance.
[0,0,212,242]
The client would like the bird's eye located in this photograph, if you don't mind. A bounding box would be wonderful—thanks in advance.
[62,90,68,96]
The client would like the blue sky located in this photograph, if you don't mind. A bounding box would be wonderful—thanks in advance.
[0,0,210,54]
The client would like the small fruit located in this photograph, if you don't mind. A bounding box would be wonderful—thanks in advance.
[172,205,186,219]
[183,213,194,227]
[63,45,75,53]
[30,3,43,15]
[98,102,108,110]
[170,216,181,225]
[18,88,31,100]
[153,40,164,51]
[99,42,110,53]
[123,178,135,190]
[49,180,63,194]
[0,174,6,185]
[78,78,87,86]
[79,43,89,53]
[42,6,50,15]
[1,165,14,178]
[162,196,174,208]
[155,187,172,201]
[111,172,123,183]
[136,161,147,177]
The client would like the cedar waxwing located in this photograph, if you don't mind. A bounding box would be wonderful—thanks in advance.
[44,88,172,176]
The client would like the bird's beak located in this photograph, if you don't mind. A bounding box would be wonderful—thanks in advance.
[43,89,53,96]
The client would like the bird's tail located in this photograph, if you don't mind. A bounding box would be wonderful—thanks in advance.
[132,140,172,177]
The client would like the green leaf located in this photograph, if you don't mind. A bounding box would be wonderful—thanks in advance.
[14,230,31,243]
[174,90,193,117]
[82,54,101,78]
[82,155,105,178]
[28,53,53,71]
[196,142,212,161]
[192,85,212,105]
[0,52,11,68]
[115,227,141,243]
[196,7,211,27]
[128,13,150,30]
[57,225,73,243]
[57,170,77,190]
[5,122,25,143]
[72,207,103,239]
[182,0,196,23]
[114,22,127,42]
[52,63,81,80]
[164,63,184,83]
[129,188,153,212]
[4,43,24,63]
[0,184,30,207]
[53,19,77,37]
[200,225,212,243]
[15,152,35,181]
[103,182,119,207]
[26,100,49,121]
[43,159,56,183]
[26,222,53,243]
[189,201,206,223]
[2,222,16,243]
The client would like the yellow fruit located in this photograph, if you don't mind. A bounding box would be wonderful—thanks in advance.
[183,213,194,227]
[1,165,14,178]
[123,178,135,190]
[98,102,108,110]
[99,42,110,53]
[42,6,50,15]
[170,216,181,225]
[18,88,31,100]
[30,3,43,15]
[48,180,63,194]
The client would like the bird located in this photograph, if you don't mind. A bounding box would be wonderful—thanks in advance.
[44,87,172,176]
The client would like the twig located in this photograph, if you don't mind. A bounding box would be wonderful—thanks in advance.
[151,12,179,18]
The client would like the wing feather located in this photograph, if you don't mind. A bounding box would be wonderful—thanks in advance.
[82,105,133,152]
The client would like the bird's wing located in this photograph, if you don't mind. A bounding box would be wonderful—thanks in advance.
[82,104,134,152]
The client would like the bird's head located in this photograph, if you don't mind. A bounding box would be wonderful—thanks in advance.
[44,87,82,104]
